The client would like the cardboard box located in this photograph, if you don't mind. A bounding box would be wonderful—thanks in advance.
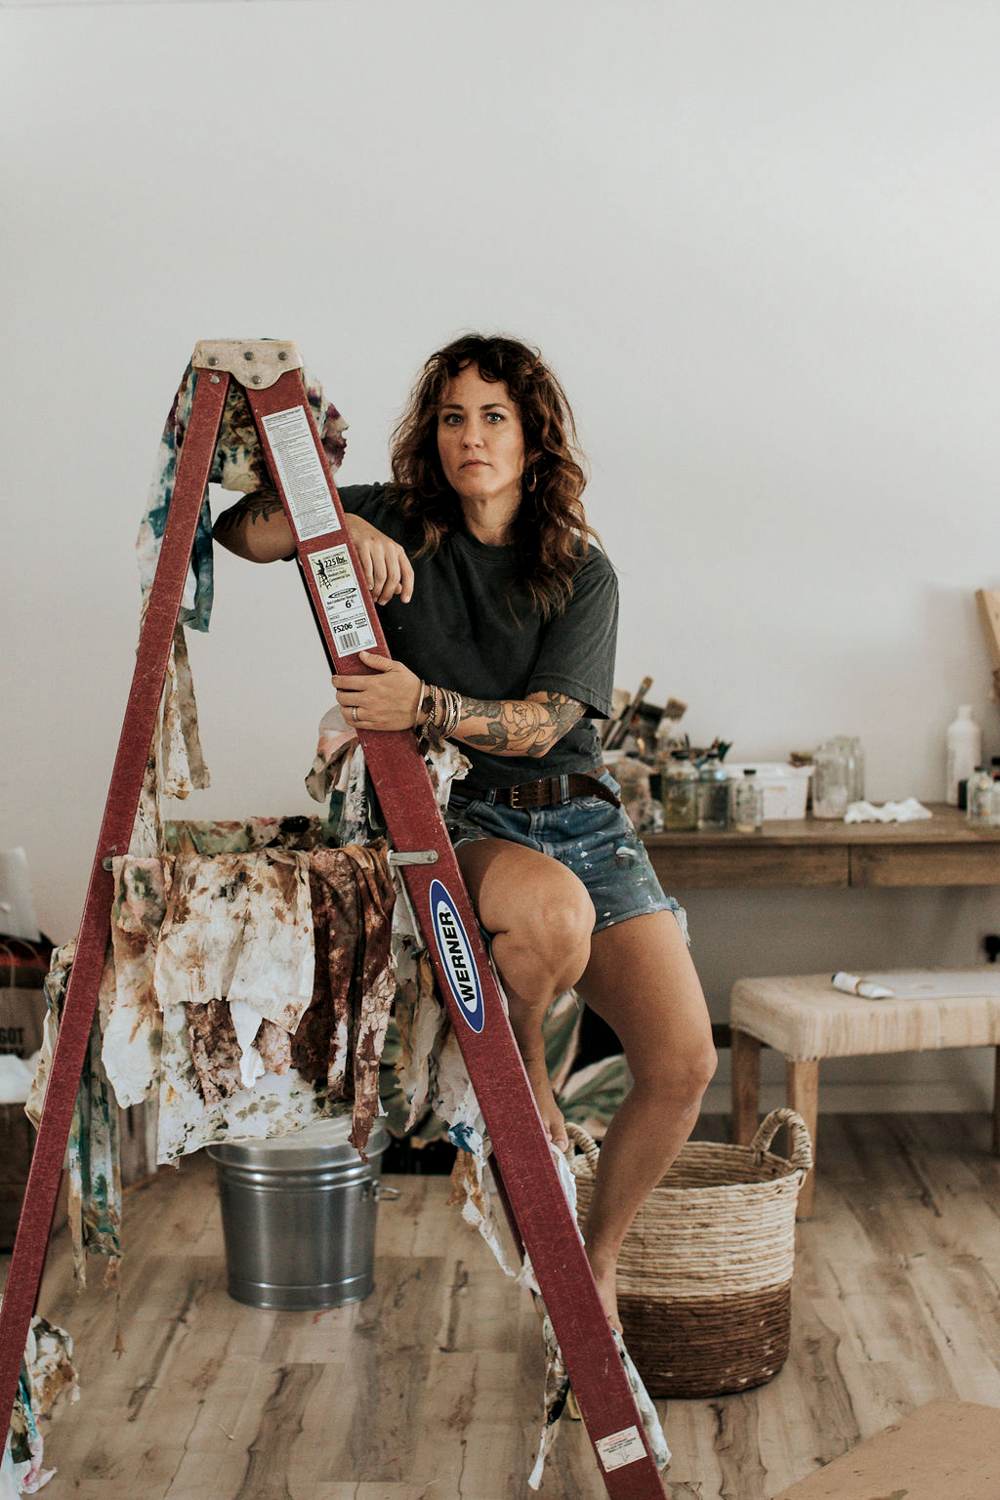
[0,970,46,1058]
[770,1399,1000,1499]
[0,1103,35,1250]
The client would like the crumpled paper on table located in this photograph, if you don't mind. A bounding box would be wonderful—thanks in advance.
[844,798,932,823]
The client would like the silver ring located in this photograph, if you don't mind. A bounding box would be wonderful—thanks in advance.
[352,706,359,724]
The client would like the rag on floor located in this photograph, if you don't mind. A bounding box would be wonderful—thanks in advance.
[1,1315,78,1498]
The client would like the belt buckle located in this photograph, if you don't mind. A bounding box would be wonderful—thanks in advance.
[508,784,525,809]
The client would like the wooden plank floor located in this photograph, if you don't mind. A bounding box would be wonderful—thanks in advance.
[3,1113,1000,1500]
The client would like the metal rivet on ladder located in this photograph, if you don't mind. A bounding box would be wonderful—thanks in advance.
[243,350,255,360]
[278,351,288,361]
[210,375,220,384]
[207,356,218,366]
[251,375,262,384]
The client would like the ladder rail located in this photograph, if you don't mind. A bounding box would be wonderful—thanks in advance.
[0,370,231,1434]
[246,373,668,1496]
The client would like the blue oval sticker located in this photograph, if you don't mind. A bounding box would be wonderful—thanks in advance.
[429,879,485,1033]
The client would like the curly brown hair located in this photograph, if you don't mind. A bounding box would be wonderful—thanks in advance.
[388,333,604,616]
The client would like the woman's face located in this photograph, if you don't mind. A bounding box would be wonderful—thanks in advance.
[436,364,526,512]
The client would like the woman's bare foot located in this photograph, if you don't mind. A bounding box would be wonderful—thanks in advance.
[523,1053,569,1151]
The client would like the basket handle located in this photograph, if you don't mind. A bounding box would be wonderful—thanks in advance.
[565,1120,601,1170]
[750,1108,813,1176]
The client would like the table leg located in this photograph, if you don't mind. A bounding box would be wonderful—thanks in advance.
[731,1029,761,1145]
[787,1058,819,1220]
[993,1046,1000,1157]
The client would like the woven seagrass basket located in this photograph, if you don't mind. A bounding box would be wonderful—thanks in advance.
[568,1107,813,1398]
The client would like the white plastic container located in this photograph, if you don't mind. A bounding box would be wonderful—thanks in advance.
[945,706,981,806]
[724,764,813,820]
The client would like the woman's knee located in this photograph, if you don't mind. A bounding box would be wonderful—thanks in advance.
[459,840,595,994]
[529,881,595,955]
[634,1036,718,1110]
[496,876,595,993]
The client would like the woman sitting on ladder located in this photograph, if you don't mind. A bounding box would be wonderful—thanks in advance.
[213,332,717,1330]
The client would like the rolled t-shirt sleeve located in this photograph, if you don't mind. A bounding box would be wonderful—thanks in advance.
[526,550,618,719]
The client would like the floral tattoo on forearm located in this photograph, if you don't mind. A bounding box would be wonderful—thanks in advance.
[460,692,585,754]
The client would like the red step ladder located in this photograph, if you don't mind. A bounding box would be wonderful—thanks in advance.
[0,341,668,1498]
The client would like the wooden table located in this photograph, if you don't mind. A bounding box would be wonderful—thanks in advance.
[642,804,1000,889]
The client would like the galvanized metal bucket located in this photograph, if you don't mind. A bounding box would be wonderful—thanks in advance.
[208,1114,390,1310]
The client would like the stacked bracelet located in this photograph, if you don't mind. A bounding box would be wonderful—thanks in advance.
[414,681,463,746]
[438,687,463,739]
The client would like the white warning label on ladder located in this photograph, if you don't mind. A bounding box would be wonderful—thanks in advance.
[595,1425,646,1472]
[261,405,341,541]
[308,545,377,657]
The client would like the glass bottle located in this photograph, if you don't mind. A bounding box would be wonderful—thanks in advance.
[966,767,993,826]
[733,768,763,832]
[697,754,730,831]
[660,753,699,831]
[812,740,850,819]
[945,707,982,806]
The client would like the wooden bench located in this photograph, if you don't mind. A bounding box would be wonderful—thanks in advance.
[730,968,1000,1217]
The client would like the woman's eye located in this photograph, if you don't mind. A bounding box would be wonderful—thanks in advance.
[441,413,461,426]
[486,412,504,423]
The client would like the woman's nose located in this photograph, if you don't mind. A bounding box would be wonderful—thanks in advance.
[462,421,484,448]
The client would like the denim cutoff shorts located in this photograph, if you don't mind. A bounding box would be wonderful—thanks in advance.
[444,768,687,938]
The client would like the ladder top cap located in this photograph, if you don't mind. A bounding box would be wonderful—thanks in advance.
[192,340,303,389]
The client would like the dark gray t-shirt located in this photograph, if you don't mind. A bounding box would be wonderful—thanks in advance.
[339,484,618,792]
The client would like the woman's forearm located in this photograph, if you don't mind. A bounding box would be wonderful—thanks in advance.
[331,657,585,757]
[212,490,294,562]
[422,687,585,758]
[215,499,414,606]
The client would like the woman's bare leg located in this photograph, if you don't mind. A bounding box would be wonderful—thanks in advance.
[576,910,716,1328]
[456,837,595,1150]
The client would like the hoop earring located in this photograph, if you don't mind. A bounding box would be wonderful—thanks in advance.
[525,467,538,494]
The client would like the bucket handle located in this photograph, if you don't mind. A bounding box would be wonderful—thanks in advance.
[750,1108,813,1177]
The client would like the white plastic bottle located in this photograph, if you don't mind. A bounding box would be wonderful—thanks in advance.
[945,705,982,805]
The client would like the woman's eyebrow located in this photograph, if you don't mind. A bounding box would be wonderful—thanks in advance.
[439,401,510,412]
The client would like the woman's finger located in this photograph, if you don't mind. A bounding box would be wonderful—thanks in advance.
[369,549,389,601]
[350,542,371,593]
[397,552,415,603]
[381,554,402,601]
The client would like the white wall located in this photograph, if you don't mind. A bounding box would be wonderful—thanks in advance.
[3,0,1000,1111]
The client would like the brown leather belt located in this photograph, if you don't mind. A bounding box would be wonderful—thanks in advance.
[467,773,620,811]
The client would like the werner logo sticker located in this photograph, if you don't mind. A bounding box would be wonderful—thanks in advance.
[429,880,485,1033]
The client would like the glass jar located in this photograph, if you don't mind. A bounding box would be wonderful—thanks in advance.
[733,768,763,832]
[967,767,993,826]
[660,754,699,831]
[835,736,865,803]
[990,775,1000,829]
[697,755,730,831]
[812,740,850,819]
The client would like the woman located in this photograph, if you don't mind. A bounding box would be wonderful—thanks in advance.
[214,333,716,1328]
